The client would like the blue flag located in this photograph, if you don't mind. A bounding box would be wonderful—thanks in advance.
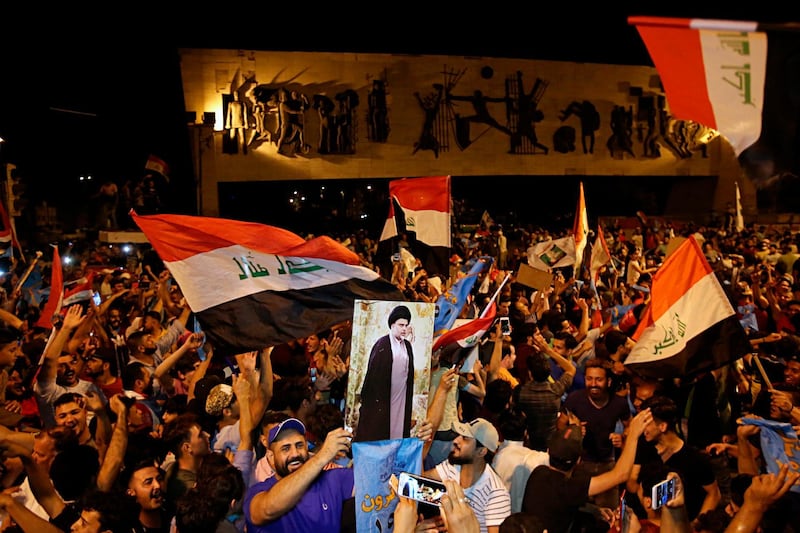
[433,256,493,337]
[353,438,423,533]
[740,416,800,493]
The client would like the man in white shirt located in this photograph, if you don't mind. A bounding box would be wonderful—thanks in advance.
[492,408,549,513]
[424,417,511,533]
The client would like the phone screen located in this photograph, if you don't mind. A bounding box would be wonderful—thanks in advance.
[651,478,676,510]
[92,292,102,306]
[397,472,447,506]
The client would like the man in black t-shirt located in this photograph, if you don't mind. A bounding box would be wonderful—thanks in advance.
[521,408,652,533]
[634,395,721,523]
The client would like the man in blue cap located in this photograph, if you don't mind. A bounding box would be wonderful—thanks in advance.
[244,417,354,532]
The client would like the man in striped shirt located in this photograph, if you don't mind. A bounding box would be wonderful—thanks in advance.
[424,417,511,533]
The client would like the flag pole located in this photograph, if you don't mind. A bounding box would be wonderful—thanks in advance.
[14,250,42,294]
[480,271,511,318]
[752,354,774,391]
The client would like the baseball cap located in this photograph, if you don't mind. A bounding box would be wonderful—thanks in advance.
[547,424,583,469]
[267,417,307,446]
[205,383,234,416]
[451,418,499,452]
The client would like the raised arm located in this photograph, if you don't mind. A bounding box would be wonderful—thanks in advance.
[0,492,63,533]
[0,308,25,331]
[425,366,457,459]
[153,333,203,396]
[533,332,576,377]
[486,324,503,381]
[97,394,129,491]
[248,427,353,525]
[589,408,652,496]
[36,305,85,384]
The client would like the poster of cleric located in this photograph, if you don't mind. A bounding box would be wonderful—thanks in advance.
[345,300,435,443]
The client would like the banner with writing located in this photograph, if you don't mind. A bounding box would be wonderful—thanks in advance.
[353,438,424,532]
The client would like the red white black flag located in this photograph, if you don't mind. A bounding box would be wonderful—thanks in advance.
[629,16,800,186]
[626,236,750,379]
[132,211,403,353]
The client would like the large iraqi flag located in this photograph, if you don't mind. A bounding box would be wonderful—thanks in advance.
[625,236,750,379]
[629,16,800,186]
[379,175,451,277]
[132,211,403,353]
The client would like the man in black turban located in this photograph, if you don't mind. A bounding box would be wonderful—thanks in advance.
[355,305,415,442]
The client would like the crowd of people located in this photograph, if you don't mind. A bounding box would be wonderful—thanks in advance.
[0,213,796,533]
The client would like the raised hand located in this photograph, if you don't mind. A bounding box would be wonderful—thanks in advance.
[628,408,653,438]
[62,304,85,330]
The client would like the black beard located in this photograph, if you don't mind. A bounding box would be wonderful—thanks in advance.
[142,346,157,356]
[275,455,306,477]
[447,451,474,465]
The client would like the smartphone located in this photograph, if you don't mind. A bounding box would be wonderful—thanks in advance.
[92,292,102,306]
[619,489,629,533]
[499,317,511,336]
[651,477,676,510]
[397,472,447,506]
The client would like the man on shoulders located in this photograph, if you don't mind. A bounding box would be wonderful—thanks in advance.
[244,417,354,532]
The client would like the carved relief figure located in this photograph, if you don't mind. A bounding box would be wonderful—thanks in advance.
[559,100,600,154]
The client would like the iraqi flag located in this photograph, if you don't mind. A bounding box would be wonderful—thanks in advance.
[131,211,404,353]
[625,236,750,379]
[62,272,96,307]
[379,176,451,278]
[433,302,497,360]
[34,245,64,331]
[572,182,589,278]
[589,224,612,285]
[145,154,170,182]
[628,16,800,187]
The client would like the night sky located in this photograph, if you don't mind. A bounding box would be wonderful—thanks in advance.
[0,6,788,235]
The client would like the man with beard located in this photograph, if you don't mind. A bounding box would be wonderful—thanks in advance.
[355,304,415,442]
[563,358,631,509]
[244,417,354,532]
[33,305,107,428]
[83,347,124,400]
[0,323,23,375]
[423,417,511,533]
[101,304,129,365]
